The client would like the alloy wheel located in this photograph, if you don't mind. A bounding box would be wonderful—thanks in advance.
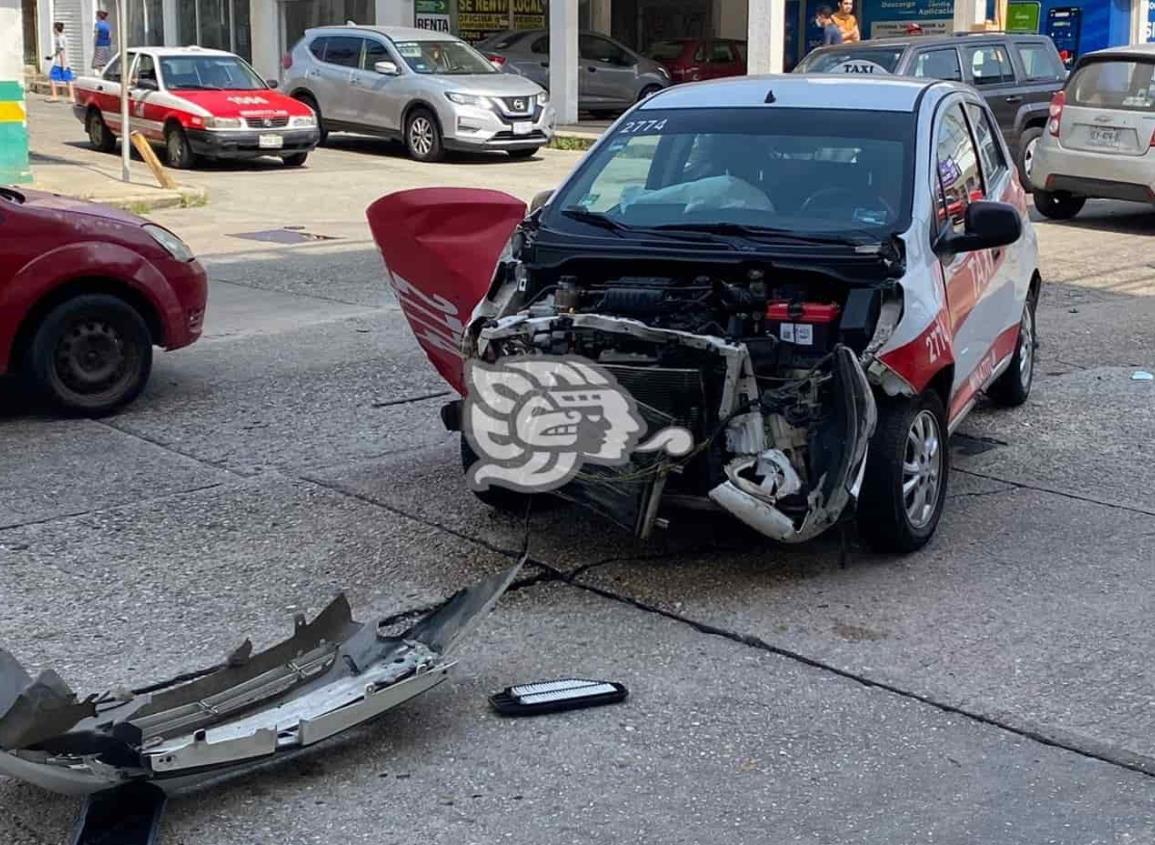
[409,116,434,158]
[901,409,943,530]
[1019,303,1035,386]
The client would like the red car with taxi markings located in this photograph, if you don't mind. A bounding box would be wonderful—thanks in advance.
[72,46,320,170]
[0,185,207,415]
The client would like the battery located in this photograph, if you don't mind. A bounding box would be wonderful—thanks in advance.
[765,301,841,351]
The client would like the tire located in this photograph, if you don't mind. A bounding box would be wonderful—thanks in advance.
[282,152,309,167]
[460,435,537,513]
[164,124,197,169]
[637,84,662,102]
[23,294,153,417]
[507,148,538,160]
[857,391,949,554]
[1016,126,1043,191]
[405,107,444,162]
[1033,189,1085,220]
[294,93,328,145]
[86,109,116,153]
[987,287,1037,408]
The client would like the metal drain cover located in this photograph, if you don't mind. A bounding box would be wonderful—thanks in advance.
[231,228,340,244]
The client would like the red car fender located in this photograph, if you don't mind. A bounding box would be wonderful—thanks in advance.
[366,188,527,394]
[0,241,182,372]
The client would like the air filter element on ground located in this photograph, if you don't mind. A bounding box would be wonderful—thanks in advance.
[490,678,628,716]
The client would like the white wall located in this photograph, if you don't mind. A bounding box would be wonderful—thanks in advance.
[375,0,415,25]
[249,0,280,80]
[1,0,24,79]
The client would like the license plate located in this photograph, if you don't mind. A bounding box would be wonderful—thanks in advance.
[258,133,284,149]
[1087,127,1119,147]
[512,121,533,136]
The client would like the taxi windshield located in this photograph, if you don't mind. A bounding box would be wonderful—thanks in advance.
[392,40,498,75]
[159,55,267,90]
[545,107,915,239]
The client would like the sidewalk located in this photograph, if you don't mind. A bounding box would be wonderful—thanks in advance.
[22,98,206,211]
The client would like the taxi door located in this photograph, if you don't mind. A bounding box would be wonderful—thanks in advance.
[931,95,1020,421]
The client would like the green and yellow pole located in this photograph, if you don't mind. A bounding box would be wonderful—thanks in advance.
[0,79,31,185]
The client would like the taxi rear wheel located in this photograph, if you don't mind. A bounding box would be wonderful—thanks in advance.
[987,290,1037,408]
[86,110,116,153]
[857,392,949,554]
[164,125,197,170]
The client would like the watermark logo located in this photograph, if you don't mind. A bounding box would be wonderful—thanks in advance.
[463,356,694,493]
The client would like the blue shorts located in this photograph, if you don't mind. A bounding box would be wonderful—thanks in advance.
[49,66,75,83]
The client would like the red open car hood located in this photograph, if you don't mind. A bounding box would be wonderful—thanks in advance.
[366,189,527,394]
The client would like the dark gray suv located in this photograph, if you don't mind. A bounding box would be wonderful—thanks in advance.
[796,33,1067,187]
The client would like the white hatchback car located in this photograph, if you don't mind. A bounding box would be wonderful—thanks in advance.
[1031,44,1155,219]
[369,75,1040,552]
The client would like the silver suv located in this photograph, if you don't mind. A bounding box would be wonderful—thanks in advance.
[283,25,556,161]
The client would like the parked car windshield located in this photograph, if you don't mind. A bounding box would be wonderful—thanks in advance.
[393,40,498,75]
[795,47,905,74]
[546,107,915,239]
[647,41,691,61]
[1067,59,1155,111]
[159,55,267,90]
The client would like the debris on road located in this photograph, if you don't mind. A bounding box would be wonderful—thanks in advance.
[490,679,629,717]
[0,563,523,796]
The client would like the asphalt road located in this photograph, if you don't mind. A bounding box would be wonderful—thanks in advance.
[3,101,1155,844]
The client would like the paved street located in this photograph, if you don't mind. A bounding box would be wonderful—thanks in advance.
[3,100,1155,844]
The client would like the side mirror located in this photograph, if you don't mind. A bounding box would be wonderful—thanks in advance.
[529,189,553,215]
[266,79,279,88]
[935,200,1021,256]
[374,60,400,76]
[135,78,158,90]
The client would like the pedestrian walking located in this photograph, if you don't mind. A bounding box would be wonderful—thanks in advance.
[815,6,844,45]
[93,10,113,71]
[832,0,861,42]
[47,22,76,103]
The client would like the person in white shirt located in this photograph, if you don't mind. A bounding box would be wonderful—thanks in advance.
[47,22,76,103]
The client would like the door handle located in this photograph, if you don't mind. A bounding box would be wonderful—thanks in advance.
[96,85,103,91]
[1004,95,1023,103]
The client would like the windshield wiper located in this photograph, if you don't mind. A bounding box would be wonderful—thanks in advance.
[651,221,881,248]
[559,207,630,237]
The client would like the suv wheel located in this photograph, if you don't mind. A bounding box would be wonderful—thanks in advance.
[23,294,154,416]
[294,93,328,145]
[405,108,444,162]
[1017,126,1043,191]
[857,392,949,553]
[1033,189,1085,220]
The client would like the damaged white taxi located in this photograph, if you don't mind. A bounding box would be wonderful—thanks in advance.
[368,74,1040,553]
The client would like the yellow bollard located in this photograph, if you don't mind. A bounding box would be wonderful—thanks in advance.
[130,131,179,190]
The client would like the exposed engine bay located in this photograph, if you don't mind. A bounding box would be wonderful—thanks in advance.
[461,243,904,543]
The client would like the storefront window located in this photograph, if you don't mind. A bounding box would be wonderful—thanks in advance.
[176,0,253,61]
[283,0,373,52]
[127,0,164,46]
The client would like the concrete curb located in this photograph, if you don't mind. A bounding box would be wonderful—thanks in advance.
[29,178,208,212]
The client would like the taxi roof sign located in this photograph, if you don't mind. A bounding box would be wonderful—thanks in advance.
[833,60,892,75]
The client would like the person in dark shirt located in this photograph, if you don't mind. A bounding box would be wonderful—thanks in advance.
[816,6,844,45]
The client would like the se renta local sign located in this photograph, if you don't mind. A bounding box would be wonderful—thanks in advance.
[835,60,891,74]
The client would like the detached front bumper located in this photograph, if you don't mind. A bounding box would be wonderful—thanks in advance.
[444,103,556,152]
[186,128,320,159]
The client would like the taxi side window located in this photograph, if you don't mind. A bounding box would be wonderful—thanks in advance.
[934,103,983,233]
[134,54,158,88]
[104,56,122,83]
[965,102,1007,186]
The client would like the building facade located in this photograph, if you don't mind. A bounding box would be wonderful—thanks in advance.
[2,0,31,184]
[20,0,1155,123]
